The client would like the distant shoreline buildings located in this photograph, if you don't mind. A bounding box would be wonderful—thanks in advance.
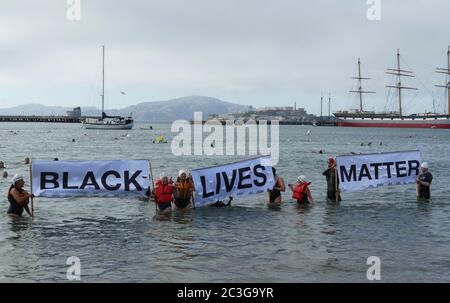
[208,102,338,126]
[66,107,82,118]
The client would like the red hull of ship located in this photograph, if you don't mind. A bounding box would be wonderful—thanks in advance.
[338,121,450,129]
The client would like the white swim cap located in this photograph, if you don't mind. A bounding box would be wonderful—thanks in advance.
[421,162,429,169]
[12,174,24,185]
[297,175,307,183]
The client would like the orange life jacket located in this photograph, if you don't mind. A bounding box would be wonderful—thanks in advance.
[176,177,195,200]
[292,182,311,201]
[155,179,174,204]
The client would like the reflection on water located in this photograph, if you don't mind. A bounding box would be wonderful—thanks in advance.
[172,209,194,224]
[7,216,33,240]
[416,199,433,211]
[0,123,450,282]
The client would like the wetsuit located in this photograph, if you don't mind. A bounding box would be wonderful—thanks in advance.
[7,185,24,216]
[418,172,433,199]
[323,167,341,201]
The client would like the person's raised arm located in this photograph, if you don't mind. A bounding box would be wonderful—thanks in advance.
[23,203,33,217]
[191,191,195,208]
[288,183,295,192]
[277,178,286,192]
[306,187,315,204]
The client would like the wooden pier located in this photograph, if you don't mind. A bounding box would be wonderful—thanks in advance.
[0,115,82,123]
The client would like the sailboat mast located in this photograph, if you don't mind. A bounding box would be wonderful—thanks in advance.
[386,49,417,116]
[102,45,105,115]
[435,46,450,115]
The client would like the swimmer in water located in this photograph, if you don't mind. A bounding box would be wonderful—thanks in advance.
[153,174,174,214]
[288,175,314,205]
[267,167,285,208]
[6,175,33,217]
[173,170,195,209]
[210,197,233,207]
[322,158,341,202]
[416,162,433,200]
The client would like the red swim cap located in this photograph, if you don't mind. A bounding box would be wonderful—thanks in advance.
[328,158,335,167]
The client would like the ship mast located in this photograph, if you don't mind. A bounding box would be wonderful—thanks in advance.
[385,49,417,116]
[328,94,331,117]
[320,94,323,122]
[349,58,375,112]
[102,45,105,117]
[435,46,450,115]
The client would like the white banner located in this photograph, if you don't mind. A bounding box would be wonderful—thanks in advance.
[32,160,150,197]
[190,157,275,207]
[336,150,422,192]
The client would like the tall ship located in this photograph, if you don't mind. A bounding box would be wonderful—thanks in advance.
[82,46,134,130]
[334,47,450,129]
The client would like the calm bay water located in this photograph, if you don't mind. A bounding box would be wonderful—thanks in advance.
[0,122,449,282]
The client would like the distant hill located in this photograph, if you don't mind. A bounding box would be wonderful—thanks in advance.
[0,96,251,122]
[103,96,251,121]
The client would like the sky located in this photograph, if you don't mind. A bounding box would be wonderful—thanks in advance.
[0,0,449,115]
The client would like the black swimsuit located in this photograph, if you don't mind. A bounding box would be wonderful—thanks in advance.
[174,198,190,208]
[268,178,282,202]
[297,195,310,205]
[7,185,24,216]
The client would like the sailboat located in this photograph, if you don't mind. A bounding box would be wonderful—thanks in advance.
[334,47,450,128]
[82,46,134,130]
